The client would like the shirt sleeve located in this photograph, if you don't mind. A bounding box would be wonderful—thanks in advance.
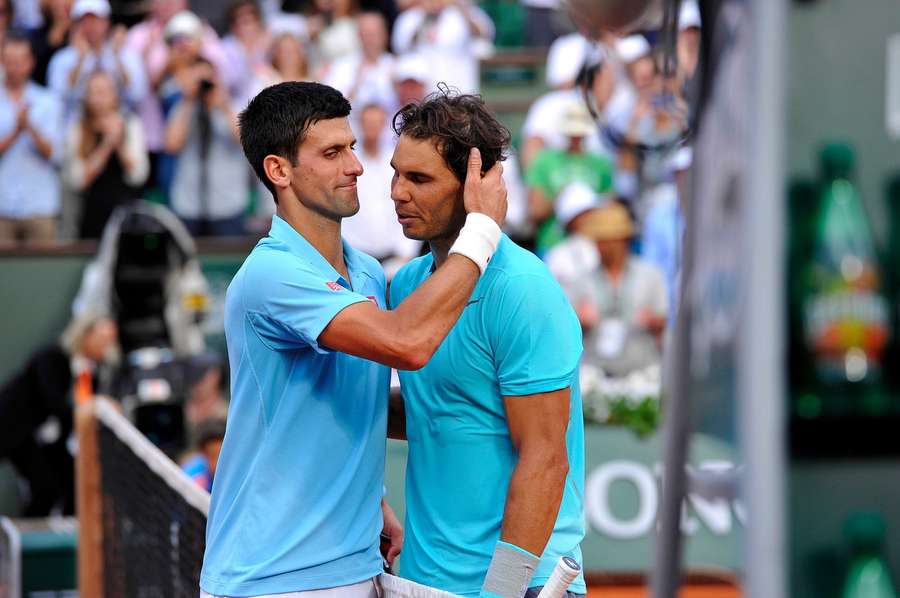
[491,274,583,397]
[244,255,372,354]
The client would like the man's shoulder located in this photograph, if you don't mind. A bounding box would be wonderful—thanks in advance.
[392,253,433,296]
[486,237,560,291]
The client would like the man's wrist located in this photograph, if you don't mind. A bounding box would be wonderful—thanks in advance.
[480,539,539,598]
[449,212,502,274]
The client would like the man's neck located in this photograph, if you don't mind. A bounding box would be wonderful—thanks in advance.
[276,201,348,279]
[362,139,379,157]
[4,81,26,99]
[429,229,461,270]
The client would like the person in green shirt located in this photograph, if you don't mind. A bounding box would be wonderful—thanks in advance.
[525,99,615,254]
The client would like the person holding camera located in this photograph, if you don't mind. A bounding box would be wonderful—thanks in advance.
[162,55,248,237]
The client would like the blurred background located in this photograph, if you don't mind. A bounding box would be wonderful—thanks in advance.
[0,0,898,596]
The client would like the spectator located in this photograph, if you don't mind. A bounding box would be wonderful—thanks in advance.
[641,146,690,320]
[64,70,149,239]
[391,0,494,93]
[309,0,360,65]
[47,0,148,116]
[611,34,688,202]
[519,33,595,167]
[546,194,668,377]
[222,0,272,102]
[677,0,701,87]
[323,11,394,108]
[0,0,14,51]
[127,3,234,160]
[341,103,420,277]
[11,0,39,30]
[520,0,571,48]
[525,99,614,254]
[163,59,247,236]
[0,32,64,246]
[263,31,311,84]
[0,313,118,516]
[181,418,226,492]
[29,0,73,86]
[391,52,429,107]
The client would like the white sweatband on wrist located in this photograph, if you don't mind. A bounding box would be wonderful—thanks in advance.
[480,540,540,598]
[449,213,502,274]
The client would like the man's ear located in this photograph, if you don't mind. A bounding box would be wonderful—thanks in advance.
[263,155,292,191]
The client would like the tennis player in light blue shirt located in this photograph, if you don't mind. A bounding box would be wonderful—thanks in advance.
[388,93,586,598]
[200,82,508,598]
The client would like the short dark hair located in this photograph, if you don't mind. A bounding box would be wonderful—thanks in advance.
[238,81,351,200]
[2,29,33,54]
[392,88,510,184]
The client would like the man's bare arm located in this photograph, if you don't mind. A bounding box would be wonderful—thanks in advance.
[499,388,571,555]
[319,148,506,370]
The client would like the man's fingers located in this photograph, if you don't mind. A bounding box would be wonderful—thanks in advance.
[466,147,482,183]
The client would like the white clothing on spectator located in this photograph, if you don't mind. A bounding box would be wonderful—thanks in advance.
[324,53,395,107]
[11,0,42,29]
[342,144,421,261]
[521,88,613,157]
[318,17,361,64]
[546,237,668,324]
[47,42,148,116]
[0,82,64,219]
[391,5,494,93]
[502,151,529,236]
[545,33,591,88]
[62,115,150,190]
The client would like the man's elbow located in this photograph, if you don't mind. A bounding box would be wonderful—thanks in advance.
[389,337,431,371]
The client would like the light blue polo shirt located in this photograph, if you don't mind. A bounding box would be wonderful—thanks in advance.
[201,215,390,596]
[389,236,586,597]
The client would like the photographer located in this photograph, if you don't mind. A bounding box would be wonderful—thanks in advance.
[162,58,248,236]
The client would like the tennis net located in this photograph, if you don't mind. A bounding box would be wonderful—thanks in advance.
[77,396,210,598]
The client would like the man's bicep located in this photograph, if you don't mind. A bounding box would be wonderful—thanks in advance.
[502,388,571,452]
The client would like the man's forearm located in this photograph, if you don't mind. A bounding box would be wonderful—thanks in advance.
[388,254,480,368]
[499,452,568,556]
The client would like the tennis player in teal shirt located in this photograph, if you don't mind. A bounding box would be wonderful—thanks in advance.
[388,92,586,598]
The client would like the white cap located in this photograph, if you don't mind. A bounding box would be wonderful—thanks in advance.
[546,33,591,88]
[393,54,429,84]
[679,0,701,30]
[71,0,111,19]
[559,100,594,138]
[164,11,203,41]
[666,146,693,172]
[615,35,651,63]
[555,181,599,227]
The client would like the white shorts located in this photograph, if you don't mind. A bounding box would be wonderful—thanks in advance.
[201,578,379,598]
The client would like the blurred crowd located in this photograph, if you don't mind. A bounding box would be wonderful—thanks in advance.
[0,0,700,510]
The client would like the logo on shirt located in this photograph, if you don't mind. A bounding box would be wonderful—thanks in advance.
[326,281,344,292]
[366,296,378,305]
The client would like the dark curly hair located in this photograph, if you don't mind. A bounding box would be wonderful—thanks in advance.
[392,87,511,184]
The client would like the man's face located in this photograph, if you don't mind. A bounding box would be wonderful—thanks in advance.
[79,14,110,47]
[360,105,386,147]
[2,42,34,86]
[357,14,386,59]
[289,117,363,220]
[390,134,466,242]
[395,78,426,106]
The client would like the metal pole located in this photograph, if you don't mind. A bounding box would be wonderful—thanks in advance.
[739,0,786,595]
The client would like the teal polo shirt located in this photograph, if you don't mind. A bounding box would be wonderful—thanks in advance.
[201,215,390,596]
[389,236,586,597]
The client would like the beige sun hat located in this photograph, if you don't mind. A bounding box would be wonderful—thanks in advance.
[577,201,635,241]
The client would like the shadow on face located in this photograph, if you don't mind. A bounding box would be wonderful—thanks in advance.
[390,134,465,242]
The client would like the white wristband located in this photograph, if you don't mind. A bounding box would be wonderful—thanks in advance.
[449,213,502,274]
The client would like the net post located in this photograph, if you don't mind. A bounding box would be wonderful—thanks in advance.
[76,399,104,598]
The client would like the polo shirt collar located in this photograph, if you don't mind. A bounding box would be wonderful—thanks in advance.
[269,215,374,290]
